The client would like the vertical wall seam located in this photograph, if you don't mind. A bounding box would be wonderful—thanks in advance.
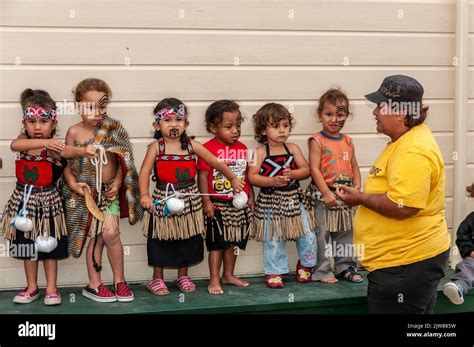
[452,0,470,267]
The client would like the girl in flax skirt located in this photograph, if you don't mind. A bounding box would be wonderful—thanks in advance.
[139,97,244,295]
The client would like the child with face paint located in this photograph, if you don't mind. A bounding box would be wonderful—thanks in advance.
[307,88,363,284]
[248,103,317,289]
[139,98,245,296]
[196,100,255,295]
[1,89,69,305]
[61,78,142,303]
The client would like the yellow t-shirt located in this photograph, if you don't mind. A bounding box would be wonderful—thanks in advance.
[353,124,450,272]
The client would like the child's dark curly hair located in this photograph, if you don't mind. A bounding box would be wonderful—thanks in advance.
[152,97,192,150]
[252,103,293,144]
[205,100,242,132]
[20,88,58,138]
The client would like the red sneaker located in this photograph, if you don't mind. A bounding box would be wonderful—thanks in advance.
[296,260,313,283]
[265,274,284,289]
[82,284,117,303]
[114,282,134,302]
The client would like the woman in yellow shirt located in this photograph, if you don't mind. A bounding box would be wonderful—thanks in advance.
[336,75,450,314]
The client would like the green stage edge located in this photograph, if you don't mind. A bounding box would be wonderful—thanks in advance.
[0,270,472,314]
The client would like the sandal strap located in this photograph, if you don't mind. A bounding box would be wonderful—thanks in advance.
[339,267,362,281]
[149,279,168,291]
[176,276,195,288]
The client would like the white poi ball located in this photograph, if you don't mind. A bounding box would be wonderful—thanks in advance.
[166,197,185,215]
[232,191,248,209]
[35,235,58,253]
[13,216,33,232]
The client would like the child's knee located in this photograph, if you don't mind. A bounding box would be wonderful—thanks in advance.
[101,227,120,244]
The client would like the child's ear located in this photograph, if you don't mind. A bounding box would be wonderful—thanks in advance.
[209,124,217,134]
[152,121,160,130]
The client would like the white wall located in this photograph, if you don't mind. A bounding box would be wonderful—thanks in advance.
[0,0,472,289]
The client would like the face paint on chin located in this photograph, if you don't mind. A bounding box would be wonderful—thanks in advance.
[169,129,180,138]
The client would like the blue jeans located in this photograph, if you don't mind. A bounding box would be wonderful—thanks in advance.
[262,203,317,275]
[450,256,474,295]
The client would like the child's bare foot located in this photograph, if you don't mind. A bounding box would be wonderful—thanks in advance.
[208,278,224,295]
[221,275,250,287]
[319,277,338,284]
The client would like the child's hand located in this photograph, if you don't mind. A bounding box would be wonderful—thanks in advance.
[282,167,292,180]
[203,201,215,218]
[248,197,255,211]
[272,175,289,187]
[45,139,65,153]
[140,195,153,210]
[231,177,245,193]
[84,144,98,159]
[323,191,338,207]
[72,182,90,197]
[105,182,121,201]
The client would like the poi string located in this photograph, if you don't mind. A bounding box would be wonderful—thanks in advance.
[91,145,108,202]
[20,184,34,218]
[89,144,113,272]
[153,192,234,206]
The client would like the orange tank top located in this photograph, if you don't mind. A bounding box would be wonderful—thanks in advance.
[310,131,354,189]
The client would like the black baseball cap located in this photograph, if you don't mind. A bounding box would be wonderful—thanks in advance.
[365,75,424,104]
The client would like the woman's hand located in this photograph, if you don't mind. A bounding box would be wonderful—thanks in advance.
[335,185,365,206]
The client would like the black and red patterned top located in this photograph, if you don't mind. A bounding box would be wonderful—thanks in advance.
[154,137,197,184]
[15,148,67,186]
[259,143,298,188]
